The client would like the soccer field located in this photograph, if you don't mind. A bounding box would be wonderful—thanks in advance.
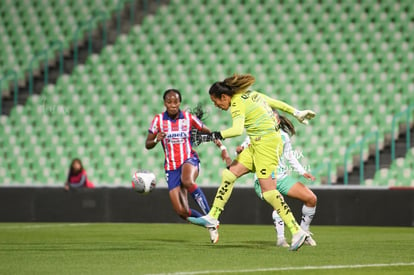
[0,223,413,275]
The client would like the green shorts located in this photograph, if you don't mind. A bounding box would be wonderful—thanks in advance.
[254,175,305,199]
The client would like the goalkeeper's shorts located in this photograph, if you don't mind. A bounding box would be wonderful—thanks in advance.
[235,132,283,179]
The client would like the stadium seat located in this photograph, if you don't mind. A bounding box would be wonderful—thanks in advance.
[1,0,413,186]
[0,0,121,95]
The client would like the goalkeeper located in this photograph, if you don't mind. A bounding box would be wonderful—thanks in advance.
[216,112,318,248]
[187,74,316,251]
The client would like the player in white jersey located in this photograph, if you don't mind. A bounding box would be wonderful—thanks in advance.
[216,113,317,247]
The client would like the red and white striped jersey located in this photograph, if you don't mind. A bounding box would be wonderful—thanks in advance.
[148,110,204,171]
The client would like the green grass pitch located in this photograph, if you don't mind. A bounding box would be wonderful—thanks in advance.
[0,223,413,275]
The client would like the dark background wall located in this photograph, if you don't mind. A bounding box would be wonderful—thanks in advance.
[0,187,413,226]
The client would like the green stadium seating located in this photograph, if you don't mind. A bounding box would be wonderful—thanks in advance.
[0,0,120,92]
[367,148,414,187]
[1,0,413,187]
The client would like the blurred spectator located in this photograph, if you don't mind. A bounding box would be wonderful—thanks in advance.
[64,158,94,190]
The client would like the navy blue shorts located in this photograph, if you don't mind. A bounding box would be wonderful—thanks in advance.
[165,157,200,191]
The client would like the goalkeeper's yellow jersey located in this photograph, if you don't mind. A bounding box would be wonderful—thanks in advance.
[221,90,295,139]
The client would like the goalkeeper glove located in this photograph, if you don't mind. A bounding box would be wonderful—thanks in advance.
[211,131,224,140]
[293,110,316,125]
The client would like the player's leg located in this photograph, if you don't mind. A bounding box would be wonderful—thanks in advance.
[254,177,288,247]
[272,210,289,247]
[209,160,250,219]
[286,180,317,246]
[254,135,308,251]
[260,177,308,251]
[181,158,210,215]
[187,151,251,228]
[166,169,201,219]
[169,186,191,219]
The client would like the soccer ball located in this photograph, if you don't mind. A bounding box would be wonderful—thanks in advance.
[132,171,156,194]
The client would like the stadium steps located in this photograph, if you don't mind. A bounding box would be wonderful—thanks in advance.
[337,124,414,185]
[1,0,169,116]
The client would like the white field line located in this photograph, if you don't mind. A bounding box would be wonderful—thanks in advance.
[0,223,90,230]
[146,262,414,275]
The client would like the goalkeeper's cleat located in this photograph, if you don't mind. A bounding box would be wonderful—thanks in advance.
[289,229,309,251]
[187,214,219,228]
[304,232,317,246]
[208,227,219,244]
[276,237,289,248]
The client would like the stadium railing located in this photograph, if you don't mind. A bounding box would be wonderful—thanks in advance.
[28,40,64,96]
[311,161,332,185]
[391,104,414,161]
[343,130,379,185]
[0,70,18,114]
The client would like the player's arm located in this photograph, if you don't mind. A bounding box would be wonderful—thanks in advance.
[262,93,316,125]
[263,93,296,114]
[200,125,211,134]
[145,130,167,149]
[219,97,245,139]
[284,137,315,181]
[146,116,166,149]
[214,140,232,167]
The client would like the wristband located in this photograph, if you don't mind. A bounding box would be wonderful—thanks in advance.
[220,145,226,151]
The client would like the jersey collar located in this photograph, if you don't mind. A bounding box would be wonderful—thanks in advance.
[163,110,184,121]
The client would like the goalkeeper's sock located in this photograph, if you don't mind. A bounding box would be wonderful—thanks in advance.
[208,169,237,220]
[272,210,285,239]
[188,184,210,215]
[300,205,316,231]
[189,208,202,218]
[263,190,300,235]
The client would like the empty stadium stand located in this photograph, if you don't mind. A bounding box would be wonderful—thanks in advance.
[1,0,413,187]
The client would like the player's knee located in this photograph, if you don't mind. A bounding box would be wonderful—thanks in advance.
[306,193,317,207]
[181,178,194,188]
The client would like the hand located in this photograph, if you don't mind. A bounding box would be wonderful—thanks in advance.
[236,145,244,154]
[64,184,70,191]
[211,131,223,140]
[303,173,315,181]
[154,132,166,143]
[294,110,316,125]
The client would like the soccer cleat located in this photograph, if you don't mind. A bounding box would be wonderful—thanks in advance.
[276,238,289,248]
[187,214,219,228]
[208,227,219,244]
[289,229,309,251]
[304,232,317,246]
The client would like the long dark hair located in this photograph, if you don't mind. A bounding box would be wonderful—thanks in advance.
[209,74,255,98]
[277,114,296,136]
[189,103,207,122]
[69,158,84,176]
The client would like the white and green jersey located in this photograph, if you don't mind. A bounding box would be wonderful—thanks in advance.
[241,130,306,181]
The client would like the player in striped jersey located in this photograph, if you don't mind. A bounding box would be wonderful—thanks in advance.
[145,89,218,243]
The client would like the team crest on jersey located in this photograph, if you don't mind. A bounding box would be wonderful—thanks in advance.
[181,119,188,131]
